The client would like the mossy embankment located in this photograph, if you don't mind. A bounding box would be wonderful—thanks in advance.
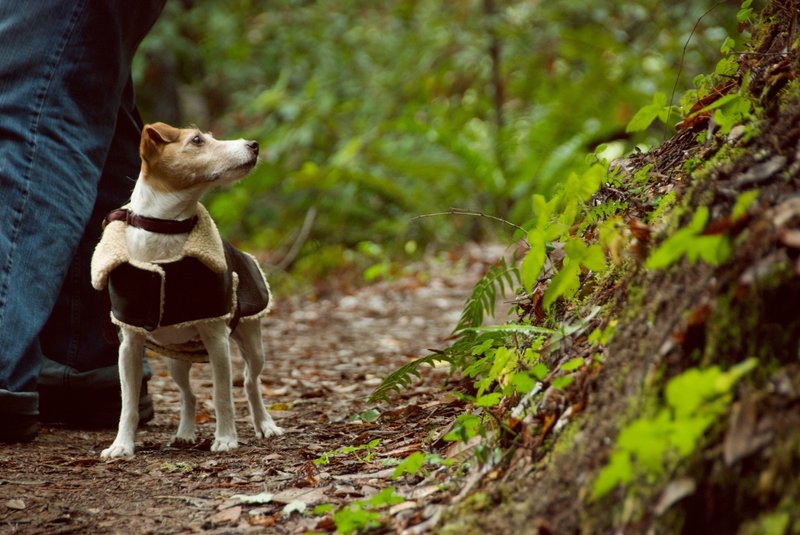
[441,1,800,533]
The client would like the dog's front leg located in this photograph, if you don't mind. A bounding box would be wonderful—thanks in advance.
[232,320,284,439]
[101,329,145,459]
[197,322,238,451]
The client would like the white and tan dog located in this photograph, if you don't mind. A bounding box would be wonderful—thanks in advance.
[92,122,282,459]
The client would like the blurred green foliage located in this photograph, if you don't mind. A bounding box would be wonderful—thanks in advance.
[133,0,740,280]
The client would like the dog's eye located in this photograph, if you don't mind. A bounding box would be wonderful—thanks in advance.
[191,135,204,146]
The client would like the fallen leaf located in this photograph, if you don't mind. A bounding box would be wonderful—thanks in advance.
[331,467,396,481]
[771,197,800,227]
[389,500,418,515]
[779,229,800,248]
[316,516,337,531]
[282,500,307,516]
[272,486,328,505]
[211,506,242,524]
[723,396,773,466]
[5,499,25,510]
[653,478,696,516]
[231,492,274,505]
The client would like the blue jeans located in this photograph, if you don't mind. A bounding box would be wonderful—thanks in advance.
[0,1,165,419]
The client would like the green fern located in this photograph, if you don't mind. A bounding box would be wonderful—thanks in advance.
[578,200,628,232]
[369,351,454,402]
[455,258,519,333]
[370,260,520,402]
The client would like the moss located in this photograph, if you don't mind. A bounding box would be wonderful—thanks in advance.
[550,415,583,459]
[739,512,791,535]
[704,260,800,369]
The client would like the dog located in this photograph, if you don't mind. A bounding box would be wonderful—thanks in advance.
[91,122,283,459]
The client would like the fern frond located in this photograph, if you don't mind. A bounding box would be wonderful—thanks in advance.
[455,258,520,333]
[369,351,454,403]
[465,323,555,336]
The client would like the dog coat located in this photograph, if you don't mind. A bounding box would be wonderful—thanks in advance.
[91,204,271,362]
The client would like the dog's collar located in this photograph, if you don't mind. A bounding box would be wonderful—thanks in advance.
[104,208,198,234]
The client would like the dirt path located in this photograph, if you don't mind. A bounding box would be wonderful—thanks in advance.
[0,246,501,534]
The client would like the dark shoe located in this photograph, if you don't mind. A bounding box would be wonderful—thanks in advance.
[39,380,154,428]
[0,390,39,443]
[2,414,39,443]
[38,356,154,428]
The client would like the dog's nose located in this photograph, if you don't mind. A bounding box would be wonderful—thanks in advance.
[246,140,259,156]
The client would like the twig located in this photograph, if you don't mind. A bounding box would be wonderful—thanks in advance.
[410,207,526,236]
[667,1,727,139]
[271,206,317,273]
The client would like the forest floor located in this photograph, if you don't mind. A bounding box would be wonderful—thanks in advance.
[0,245,506,534]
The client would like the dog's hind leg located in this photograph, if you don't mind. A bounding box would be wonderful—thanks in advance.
[101,330,146,459]
[232,319,284,439]
[197,322,238,452]
[167,358,197,445]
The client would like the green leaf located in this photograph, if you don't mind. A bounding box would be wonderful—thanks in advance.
[646,207,726,269]
[732,190,759,220]
[714,55,738,76]
[521,230,546,292]
[551,376,574,390]
[531,362,549,381]
[444,414,483,442]
[392,451,426,479]
[692,235,732,266]
[687,93,741,119]
[511,372,537,394]
[314,503,335,515]
[367,487,404,508]
[354,409,381,423]
[582,244,607,272]
[720,37,736,54]
[592,450,633,500]
[712,94,752,134]
[542,263,581,309]
[626,92,669,133]
[475,392,503,407]
[560,357,585,372]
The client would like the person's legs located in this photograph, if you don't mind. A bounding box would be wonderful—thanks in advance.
[0,0,164,440]
[38,78,155,427]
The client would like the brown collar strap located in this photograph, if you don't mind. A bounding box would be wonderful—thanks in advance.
[104,209,198,234]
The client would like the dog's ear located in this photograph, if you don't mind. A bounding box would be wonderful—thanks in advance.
[144,122,181,144]
[140,122,181,161]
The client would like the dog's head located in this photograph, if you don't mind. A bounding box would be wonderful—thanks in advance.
[139,122,259,192]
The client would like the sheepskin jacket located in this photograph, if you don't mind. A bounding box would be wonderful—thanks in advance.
[91,204,271,362]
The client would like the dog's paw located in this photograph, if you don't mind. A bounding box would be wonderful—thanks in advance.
[211,436,239,452]
[255,420,284,439]
[101,442,134,460]
[170,433,197,448]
